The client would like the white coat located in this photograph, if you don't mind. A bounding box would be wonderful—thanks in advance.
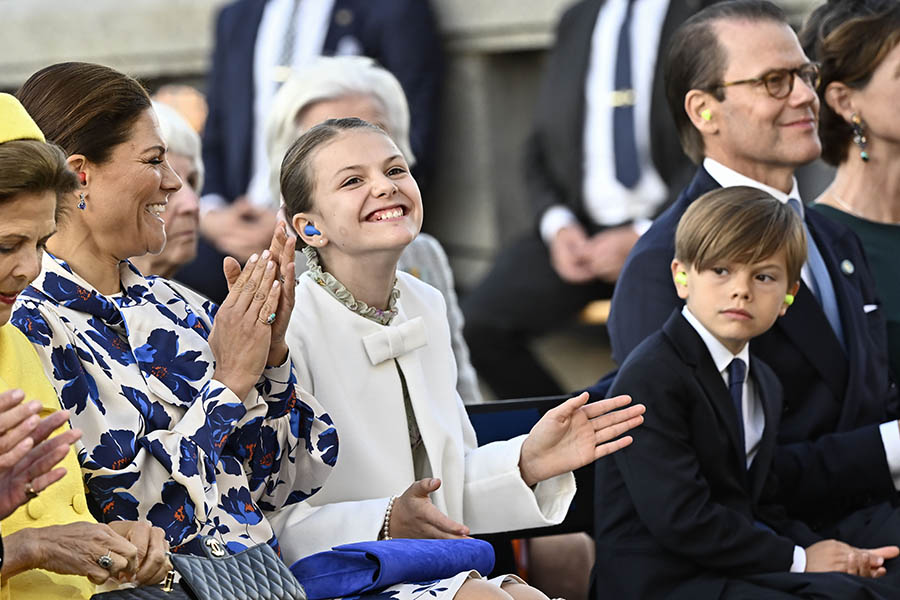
[269,270,575,564]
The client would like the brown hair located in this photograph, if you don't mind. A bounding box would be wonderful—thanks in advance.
[280,117,387,220]
[0,139,78,220]
[675,186,806,283]
[16,62,151,165]
[665,1,788,164]
[800,0,900,165]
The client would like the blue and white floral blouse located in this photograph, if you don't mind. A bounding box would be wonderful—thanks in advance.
[12,253,338,556]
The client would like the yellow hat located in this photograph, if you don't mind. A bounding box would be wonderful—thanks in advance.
[0,92,45,144]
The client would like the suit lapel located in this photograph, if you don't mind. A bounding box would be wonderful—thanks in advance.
[664,312,747,476]
[771,277,847,401]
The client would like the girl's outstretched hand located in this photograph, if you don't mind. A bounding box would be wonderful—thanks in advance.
[518,393,645,487]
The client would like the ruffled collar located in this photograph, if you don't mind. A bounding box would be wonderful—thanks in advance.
[302,246,399,326]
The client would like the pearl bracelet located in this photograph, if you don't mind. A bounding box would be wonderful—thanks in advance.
[382,495,398,540]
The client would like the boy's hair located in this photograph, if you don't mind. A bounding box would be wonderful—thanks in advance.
[675,186,806,283]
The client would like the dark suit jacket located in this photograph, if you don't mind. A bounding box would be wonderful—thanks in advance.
[201,0,443,202]
[594,310,821,600]
[524,0,711,227]
[606,167,900,524]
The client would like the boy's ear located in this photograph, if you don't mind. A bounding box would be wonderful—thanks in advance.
[671,259,690,300]
[780,281,801,316]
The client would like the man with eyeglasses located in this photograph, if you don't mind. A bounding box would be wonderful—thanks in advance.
[599,0,900,589]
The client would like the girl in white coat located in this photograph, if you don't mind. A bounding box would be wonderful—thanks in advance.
[269,118,645,600]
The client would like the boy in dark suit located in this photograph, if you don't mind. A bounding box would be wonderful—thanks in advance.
[594,187,900,599]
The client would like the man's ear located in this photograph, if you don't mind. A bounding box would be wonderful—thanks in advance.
[671,259,690,300]
[823,81,856,123]
[780,281,801,316]
[685,90,718,135]
[293,213,327,247]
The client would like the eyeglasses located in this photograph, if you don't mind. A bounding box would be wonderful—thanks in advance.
[714,63,821,99]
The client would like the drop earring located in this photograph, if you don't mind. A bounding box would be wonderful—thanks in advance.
[850,113,869,162]
[77,172,87,210]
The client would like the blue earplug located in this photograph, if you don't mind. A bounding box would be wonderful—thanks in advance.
[303,224,321,236]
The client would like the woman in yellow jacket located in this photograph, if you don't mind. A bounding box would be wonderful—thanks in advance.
[0,93,170,599]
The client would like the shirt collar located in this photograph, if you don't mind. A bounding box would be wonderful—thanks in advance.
[682,305,751,376]
[702,157,803,217]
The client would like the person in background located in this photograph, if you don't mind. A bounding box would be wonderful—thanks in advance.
[130,101,202,282]
[0,92,170,600]
[462,0,712,400]
[265,55,481,405]
[800,0,900,384]
[13,62,337,558]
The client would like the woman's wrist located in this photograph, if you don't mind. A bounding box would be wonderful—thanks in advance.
[2,528,40,578]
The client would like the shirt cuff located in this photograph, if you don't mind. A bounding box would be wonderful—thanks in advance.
[539,205,578,247]
[879,421,900,490]
[791,545,807,572]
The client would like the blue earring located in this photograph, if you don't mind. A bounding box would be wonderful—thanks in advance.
[303,224,321,236]
[77,192,86,210]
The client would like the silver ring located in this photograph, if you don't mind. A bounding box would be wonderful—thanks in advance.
[97,550,113,570]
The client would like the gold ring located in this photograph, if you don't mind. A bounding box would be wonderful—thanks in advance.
[265,312,276,325]
[23,481,38,501]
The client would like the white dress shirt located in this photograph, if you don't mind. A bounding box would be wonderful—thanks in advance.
[682,306,806,572]
[702,157,900,489]
[540,0,669,245]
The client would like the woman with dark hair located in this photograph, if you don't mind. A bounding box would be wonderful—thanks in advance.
[0,92,172,599]
[12,62,337,559]
[800,0,900,382]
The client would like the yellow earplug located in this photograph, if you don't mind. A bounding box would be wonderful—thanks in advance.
[784,293,795,306]
[675,271,688,286]
[701,109,712,121]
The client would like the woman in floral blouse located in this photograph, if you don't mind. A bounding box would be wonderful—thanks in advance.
[12,62,337,557]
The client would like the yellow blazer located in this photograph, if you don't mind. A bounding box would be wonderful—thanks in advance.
[0,323,96,600]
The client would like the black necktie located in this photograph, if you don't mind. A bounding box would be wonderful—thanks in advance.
[728,358,747,461]
[613,0,640,188]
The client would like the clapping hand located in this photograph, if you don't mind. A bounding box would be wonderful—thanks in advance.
[518,392,645,487]
[211,246,285,400]
[0,388,81,519]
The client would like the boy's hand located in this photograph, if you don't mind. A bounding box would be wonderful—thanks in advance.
[805,539,899,578]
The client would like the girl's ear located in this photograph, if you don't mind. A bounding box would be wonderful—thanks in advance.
[293,213,327,247]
